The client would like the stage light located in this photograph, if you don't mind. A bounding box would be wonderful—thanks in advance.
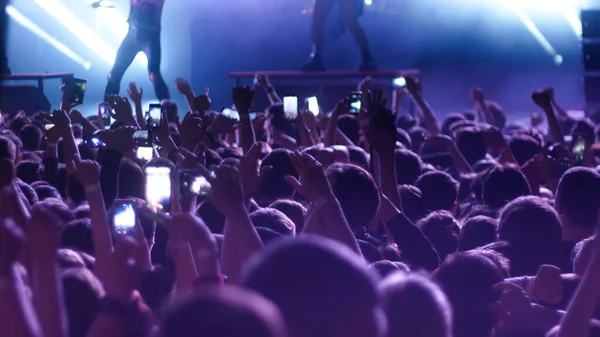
[33,0,117,64]
[6,5,92,70]
[364,0,373,6]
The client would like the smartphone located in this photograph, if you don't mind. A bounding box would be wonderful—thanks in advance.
[99,103,111,128]
[137,146,153,162]
[133,129,151,147]
[43,124,55,131]
[349,92,362,115]
[147,103,162,129]
[393,77,406,88]
[283,96,298,120]
[179,170,212,196]
[145,166,171,210]
[222,108,240,122]
[83,135,106,148]
[572,136,586,166]
[307,96,319,117]
[63,78,87,105]
[113,202,136,236]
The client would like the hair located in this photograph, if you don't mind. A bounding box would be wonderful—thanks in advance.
[394,149,422,185]
[256,227,286,246]
[57,248,86,269]
[326,162,380,232]
[0,135,17,162]
[347,146,370,170]
[369,260,408,278]
[337,115,361,145]
[441,113,467,136]
[498,196,562,276]
[61,218,94,255]
[159,287,286,337]
[409,126,427,153]
[433,253,504,337]
[60,268,105,337]
[482,164,531,209]
[73,203,91,219]
[380,273,452,337]
[260,149,298,204]
[118,158,145,200]
[19,124,43,151]
[455,128,487,166]
[34,183,62,201]
[269,199,307,234]
[35,198,75,224]
[242,237,381,337]
[509,134,541,166]
[396,128,412,149]
[16,160,41,184]
[249,208,296,237]
[555,167,600,228]
[417,211,460,262]
[415,171,458,213]
[16,179,38,206]
[458,216,498,251]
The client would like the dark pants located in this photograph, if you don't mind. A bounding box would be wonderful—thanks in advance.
[105,27,170,100]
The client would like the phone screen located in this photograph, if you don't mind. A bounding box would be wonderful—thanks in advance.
[283,96,298,120]
[147,104,162,129]
[84,135,106,148]
[133,129,151,147]
[113,202,136,236]
[100,103,111,128]
[222,108,240,122]
[393,77,406,88]
[349,92,362,115]
[43,124,55,131]
[572,136,586,165]
[67,78,87,105]
[307,96,319,117]
[145,166,171,210]
[137,146,153,162]
[179,170,212,196]
[249,112,257,121]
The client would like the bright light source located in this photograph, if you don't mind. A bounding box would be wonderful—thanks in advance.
[6,5,91,70]
[364,0,373,5]
[393,77,406,87]
[34,0,117,64]
[554,54,563,65]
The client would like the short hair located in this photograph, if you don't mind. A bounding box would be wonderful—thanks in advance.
[159,287,286,337]
[458,216,498,251]
[249,208,296,237]
[57,248,86,269]
[16,160,41,184]
[19,124,43,151]
[16,179,38,206]
[34,184,62,201]
[380,273,452,337]
[337,115,361,145]
[499,196,562,276]
[482,164,531,209]
[255,227,286,246]
[417,211,460,262]
[369,260,408,278]
[347,146,370,170]
[409,126,427,153]
[61,218,94,255]
[73,203,91,219]
[397,128,412,149]
[415,171,458,213]
[161,100,178,122]
[242,237,381,337]
[455,129,487,165]
[326,162,380,231]
[61,268,105,337]
[394,149,422,185]
[0,135,17,162]
[358,239,384,264]
[398,184,425,223]
[269,199,306,234]
[433,253,504,337]
[260,149,298,203]
[441,113,466,136]
[34,198,75,224]
[508,134,541,166]
[555,167,600,228]
[118,158,145,200]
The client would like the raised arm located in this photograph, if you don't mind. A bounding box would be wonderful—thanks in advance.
[533,90,565,146]
[233,86,257,154]
[405,76,441,135]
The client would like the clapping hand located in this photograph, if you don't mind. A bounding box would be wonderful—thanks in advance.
[285,151,333,202]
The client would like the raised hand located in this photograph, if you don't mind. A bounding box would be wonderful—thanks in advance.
[483,126,507,150]
[73,159,101,186]
[69,109,86,125]
[127,82,143,105]
[179,113,204,150]
[106,94,135,124]
[405,76,422,97]
[424,134,453,149]
[542,86,555,102]
[531,90,552,110]
[175,78,193,96]
[96,237,144,301]
[207,114,237,135]
[367,88,387,115]
[97,126,136,154]
[285,151,333,202]
[232,86,254,114]
[193,88,212,114]
[178,143,206,170]
[27,202,64,257]
[206,165,245,217]
[238,143,272,201]
[165,212,215,251]
[358,76,372,93]
[471,87,485,102]
[254,74,271,89]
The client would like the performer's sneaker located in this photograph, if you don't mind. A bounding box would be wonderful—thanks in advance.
[359,59,377,72]
[301,55,325,72]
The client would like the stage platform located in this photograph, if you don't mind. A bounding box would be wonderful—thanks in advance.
[228,69,420,111]
[1,72,74,116]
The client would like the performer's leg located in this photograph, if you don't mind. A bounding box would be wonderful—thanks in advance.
[340,1,376,71]
[144,32,170,100]
[301,0,334,71]
[105,31,140,98]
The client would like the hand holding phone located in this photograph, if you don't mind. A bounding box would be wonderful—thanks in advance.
[113,201,136,236]
[283,96,298,120]
[572,136,586,166]
[99,103,112,128]
[84,134,106,148]
[179,170,212,196]
[147,103,162,129]
[349,91,362,115]
[63,77,87,106]
[307,96,319,117]
[145,165,172,210]
[137,146,153,161]
[133,129,151,147]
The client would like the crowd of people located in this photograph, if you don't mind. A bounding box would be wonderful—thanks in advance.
[1,73,600,337]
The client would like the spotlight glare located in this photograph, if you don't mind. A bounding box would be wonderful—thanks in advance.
[6,5,91,70]
[33,0,116,64]
[364,0,372,5]
[84,62,92,70]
